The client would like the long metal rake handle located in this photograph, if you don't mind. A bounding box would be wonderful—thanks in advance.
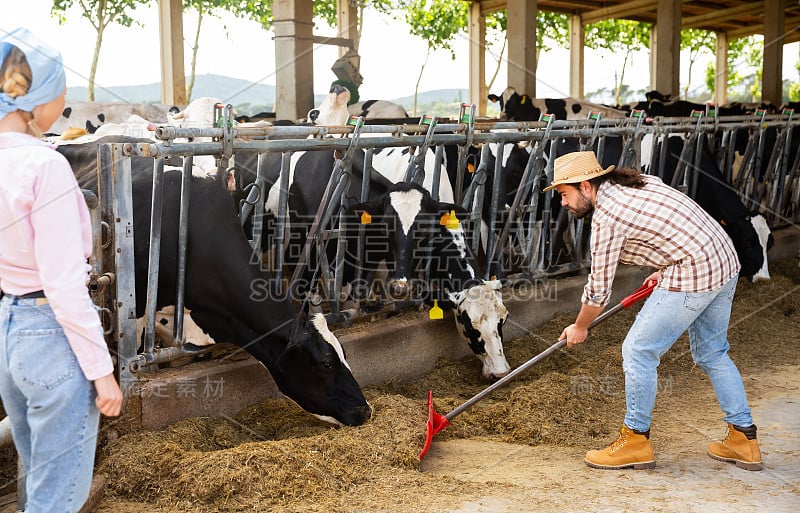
[444,279,657,421]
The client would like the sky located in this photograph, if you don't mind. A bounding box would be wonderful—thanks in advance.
[2,1,799,105]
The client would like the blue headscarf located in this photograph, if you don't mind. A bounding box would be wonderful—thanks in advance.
[0,28,66,121]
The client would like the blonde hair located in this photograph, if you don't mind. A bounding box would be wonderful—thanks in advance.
[1,46,39,136]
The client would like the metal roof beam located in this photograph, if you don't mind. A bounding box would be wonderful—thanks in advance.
[682,2,764,29]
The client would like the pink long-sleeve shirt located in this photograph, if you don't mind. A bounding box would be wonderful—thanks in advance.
[0,132,114,381]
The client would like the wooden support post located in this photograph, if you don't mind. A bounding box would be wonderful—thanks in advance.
[506,0,537,96]
[762,0,785,104]
[158,0,187,105]
[469,1,487,114]
[714,32,729,105]
[569,14,584,99]
[273,0,315,121]
[650,0,681,97]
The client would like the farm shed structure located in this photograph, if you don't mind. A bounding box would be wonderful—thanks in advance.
[154,0,797,119]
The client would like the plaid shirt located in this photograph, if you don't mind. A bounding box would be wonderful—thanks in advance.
[583,175,740,307]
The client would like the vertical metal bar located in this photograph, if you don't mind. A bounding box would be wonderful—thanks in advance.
[274,151,293,291]
[143,158,166,357]
[102,143,137,390]
[173,155,193,344]
[251,153,267,253]
[483,143,504,279]
[430,144,444,202]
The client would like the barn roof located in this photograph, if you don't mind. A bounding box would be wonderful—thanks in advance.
[476,0,800,44]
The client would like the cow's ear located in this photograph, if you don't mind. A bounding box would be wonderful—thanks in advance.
[448,290,465,305]
[488,94,500,103]
[435,202,467,218]
[348,198,385,220]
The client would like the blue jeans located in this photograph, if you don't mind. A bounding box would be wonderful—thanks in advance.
[0,296,99,513]
[621,275,753,432]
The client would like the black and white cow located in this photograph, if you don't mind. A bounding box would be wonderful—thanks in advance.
[344,183,511,379]
[488,87,627,121]
[349,99,409,120]
[57,137,372,427]
[47,101,178,136]
[647,134,771,280]
[307,84,351,126]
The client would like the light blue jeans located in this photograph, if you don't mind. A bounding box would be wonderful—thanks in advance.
[621,275,753,432]
[0,295,99,513]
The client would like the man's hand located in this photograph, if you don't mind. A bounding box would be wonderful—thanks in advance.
[644,270,662,285]
[560,323,589,348]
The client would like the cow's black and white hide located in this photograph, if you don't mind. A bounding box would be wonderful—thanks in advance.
[47,102,178,136]
[345,183,511,379]
[58,138,371,426]
[488,87,627,121]
[349,99,409,121]
[650,135,771,281]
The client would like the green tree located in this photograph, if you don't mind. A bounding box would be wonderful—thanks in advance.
[742,37,764,101]
[680,28,716,99]
[484,11,568,94]
[790,44,800,102]
[400,0,467,115]
[184,0,242,101]
[585,19,650,105]
[484,11,507,94]
[704,35,758,100]
[51,0,153,100]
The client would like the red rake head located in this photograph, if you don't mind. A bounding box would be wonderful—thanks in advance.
[419,390,450,460]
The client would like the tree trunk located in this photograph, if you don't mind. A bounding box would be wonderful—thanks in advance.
[487,36,507,93]
[615,49,631,105]
[187,8,205,101]
[413,48,431,116]
[88,23,106,101]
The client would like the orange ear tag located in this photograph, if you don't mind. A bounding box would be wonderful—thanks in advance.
[467,162,475,174]
[429,299,444,320]
[360,212,372,224]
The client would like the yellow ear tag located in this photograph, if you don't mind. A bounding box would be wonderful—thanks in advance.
[429,299,444,320]
[520,95,527,105]
[360,212,372,224]
[445,210,459,230]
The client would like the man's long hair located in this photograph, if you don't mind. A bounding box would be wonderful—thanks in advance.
[589,166,646,189]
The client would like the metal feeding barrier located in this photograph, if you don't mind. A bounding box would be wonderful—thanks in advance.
[87,103,800,388]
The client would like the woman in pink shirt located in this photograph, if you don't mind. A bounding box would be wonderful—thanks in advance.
[0,28,122,513]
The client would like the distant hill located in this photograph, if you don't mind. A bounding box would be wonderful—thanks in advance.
[66,75,473,117]
[67,74,276,115]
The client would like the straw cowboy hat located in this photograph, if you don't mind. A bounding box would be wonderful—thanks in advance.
[543,151,615,192]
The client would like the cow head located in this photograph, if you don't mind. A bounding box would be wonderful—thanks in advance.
[272,314,371,427]
[308,83,351,126]
[488,87,540,121]
[347,183,438,301]
[448,280,510,379]
[429,204,512,380]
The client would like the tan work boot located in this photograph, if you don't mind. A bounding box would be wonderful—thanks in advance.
[707,423,763,471]
[585,425,656,470]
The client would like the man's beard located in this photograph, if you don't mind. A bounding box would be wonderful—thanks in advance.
[569,190,594,219]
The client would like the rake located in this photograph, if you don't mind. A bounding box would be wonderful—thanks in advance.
[420,279,657,459]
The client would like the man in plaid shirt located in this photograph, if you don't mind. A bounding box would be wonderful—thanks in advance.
[545,151,762,471]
